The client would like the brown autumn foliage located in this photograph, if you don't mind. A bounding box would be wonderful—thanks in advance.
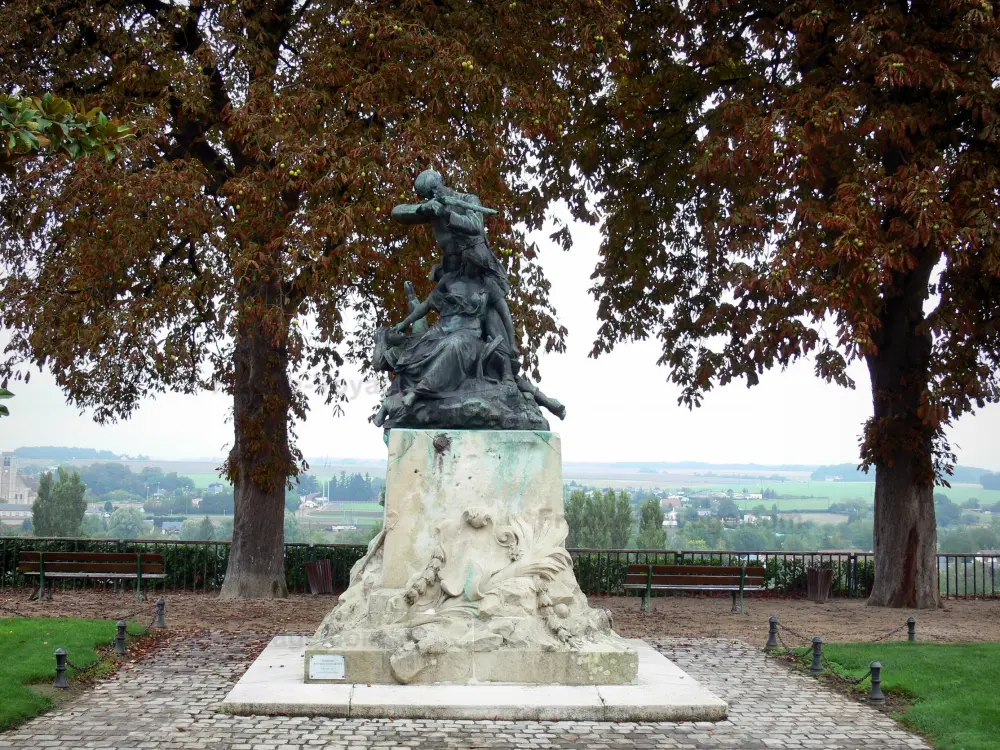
[539,0,1000,607]
[0,0,622,598]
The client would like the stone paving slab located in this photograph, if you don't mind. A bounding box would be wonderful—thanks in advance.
[220,637,726,721]
[0,631,932,749]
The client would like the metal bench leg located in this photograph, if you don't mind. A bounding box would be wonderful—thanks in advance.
[643,566,654,613]
[731,591,740,614]
[136,553,144,602]
[738,566,746,614]
[38,553,46,602]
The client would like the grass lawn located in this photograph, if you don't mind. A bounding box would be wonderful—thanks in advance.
[0,617,118,729]
[823,642,1000,750]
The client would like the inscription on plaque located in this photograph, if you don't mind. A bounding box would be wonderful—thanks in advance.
[309,654,346,680]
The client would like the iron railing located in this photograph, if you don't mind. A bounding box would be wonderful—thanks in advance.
[0,536,366,594]
[1,538,996,598]
[568,549,877,598]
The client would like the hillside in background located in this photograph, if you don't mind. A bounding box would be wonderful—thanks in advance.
[13,446,122,460]
[7,447,998,489]
[810,463,992,484]
[565,461,819,471]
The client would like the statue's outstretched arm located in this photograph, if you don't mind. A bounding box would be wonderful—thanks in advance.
[391,203,432,225]
[395,296,433,331]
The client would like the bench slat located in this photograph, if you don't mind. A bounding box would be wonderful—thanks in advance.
[18,563,165,575]
[625,583,763,592]
[625,576,764,588]
[623,579,766,588]
[626,563,766,577]
[19,572,167,579]
[17,552,164,564]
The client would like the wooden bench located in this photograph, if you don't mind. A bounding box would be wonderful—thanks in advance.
[624,563,766,614]
[17,551,166,602]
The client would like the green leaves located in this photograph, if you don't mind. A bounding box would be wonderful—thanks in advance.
[32,468,87,537]
[0,387,12,418]
[636,497,667,549]
[0,92,131,165]
[565,488,633,548]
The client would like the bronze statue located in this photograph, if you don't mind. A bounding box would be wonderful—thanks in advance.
[373,169,565,430]
[391,169,519,368]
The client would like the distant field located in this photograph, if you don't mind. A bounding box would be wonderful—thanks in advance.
[16,458,227,474]
[563,466,815,486]
[740,497,839,511]
[20,458,996,508]
[185,472,230,489]
[304,509,382,524]
[179,471,1000,510]
[147,513,233,525]
[728,482,1000,507]
[659,480,1000,508]
[778,512,851,526]
[183,468,383,490]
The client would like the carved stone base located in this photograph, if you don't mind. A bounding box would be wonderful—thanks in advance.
[304,640,638,685]
[306,429,637,686]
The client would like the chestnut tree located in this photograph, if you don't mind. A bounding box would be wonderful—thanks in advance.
[540,0,1000,607]
[0,0,619,598]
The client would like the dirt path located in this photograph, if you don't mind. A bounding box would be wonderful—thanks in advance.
[3,588,998,644]
[599,593,1000,645]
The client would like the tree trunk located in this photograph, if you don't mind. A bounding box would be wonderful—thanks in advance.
[219,309,293,600]
[864,255,940,609]
[868,457,939,608]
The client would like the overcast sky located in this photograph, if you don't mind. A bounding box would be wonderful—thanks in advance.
[3,216,999,471]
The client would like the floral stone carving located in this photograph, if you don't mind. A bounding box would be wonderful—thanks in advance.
[309,506,635,685]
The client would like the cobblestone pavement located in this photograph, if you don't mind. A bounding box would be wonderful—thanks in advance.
[0,632,930,749]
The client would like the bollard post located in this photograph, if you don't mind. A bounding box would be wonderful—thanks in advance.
[154,597,167,629]
[765,616,779,651]
[907,616,916,642]
[809,636,824,674]
[53,648,69,689]
[869,661,885,705]
[115,619,127,656]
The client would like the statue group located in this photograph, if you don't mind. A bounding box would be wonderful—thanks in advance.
[372,169,565,431]
[305,171,638,688]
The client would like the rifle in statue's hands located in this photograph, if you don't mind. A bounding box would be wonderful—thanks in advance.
[416,196,499,217]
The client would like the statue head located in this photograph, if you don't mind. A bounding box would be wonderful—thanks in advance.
[414,168,444,199]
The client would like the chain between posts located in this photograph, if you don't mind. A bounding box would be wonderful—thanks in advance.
[871,623,908,642]
[54,600,165,684]
[770,617,913,649]
[765,615,902,703]
[67,646,115,673]
[126,612,159,637]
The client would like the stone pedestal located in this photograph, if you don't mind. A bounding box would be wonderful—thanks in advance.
[306,429,638,685]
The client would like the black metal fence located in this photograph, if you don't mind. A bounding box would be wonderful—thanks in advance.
[569,549,877,598]
[0,536,367,594]
[1,537,997,599]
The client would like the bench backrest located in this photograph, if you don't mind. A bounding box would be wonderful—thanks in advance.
[17,551,165,576]
[625,563,766,587]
